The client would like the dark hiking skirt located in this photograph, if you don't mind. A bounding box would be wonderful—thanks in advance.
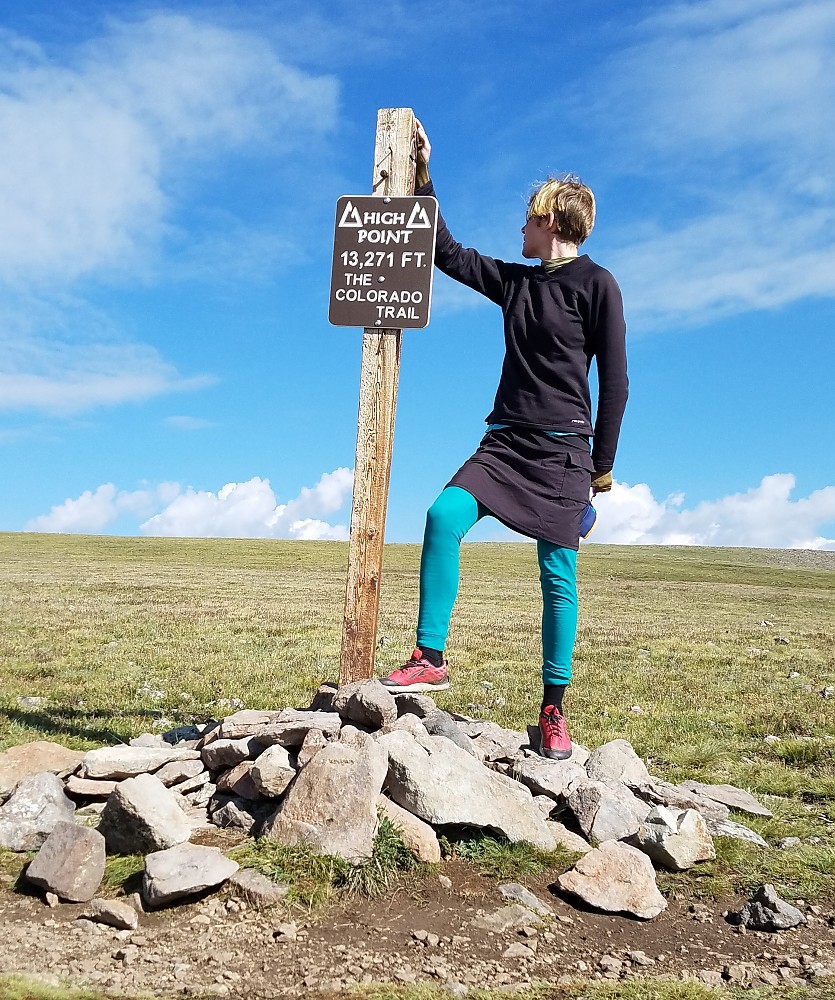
[447,426,594,549]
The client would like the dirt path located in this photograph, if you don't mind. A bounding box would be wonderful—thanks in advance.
[2,860,834,998]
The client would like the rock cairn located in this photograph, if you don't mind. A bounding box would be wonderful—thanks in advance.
[0,679,777,923]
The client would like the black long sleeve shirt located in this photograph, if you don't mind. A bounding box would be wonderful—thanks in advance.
[420,180,628,473]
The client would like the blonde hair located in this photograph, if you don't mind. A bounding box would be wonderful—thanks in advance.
[527,174,596,246]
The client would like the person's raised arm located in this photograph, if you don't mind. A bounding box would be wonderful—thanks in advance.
[413,118,506,305]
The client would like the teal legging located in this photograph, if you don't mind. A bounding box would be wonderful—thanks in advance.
[416,486,578,686]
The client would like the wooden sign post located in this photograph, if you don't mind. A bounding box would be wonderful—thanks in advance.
[339,108,418,685]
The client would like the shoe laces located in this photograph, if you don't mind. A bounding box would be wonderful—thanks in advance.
[541,706,567,740]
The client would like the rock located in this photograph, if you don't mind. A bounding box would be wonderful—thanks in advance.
[218,710,282,739]
[250,745,297,797]
[262,740,387,862]
[201,737,265,771]
[307,682,338,713]
[81,747,200,781]
[142,842,239,907]
[511,757,586,800]
[393,692,437,718]
[545,820,592,854]
[388,713,429,738]
[378,795,441,863]
[777,837,802,849]
[585,740,650,786]
[498,883,553,917]
[0,772,76,851]
[632,806,715,871]
[130,734,169,748]
[177,771,211,795]
[254,710,342,748]
[25,822,106,901]
[209,795,272,834]
[296,729,329,769]
[228,869,291,907]
[0,742,85,802]
[64,776,118,799]
[421,709,479,755]
[630,779,730,822]
[503,942,535,960]
[706,817,768,847]
[273,920,297,942]
[679,780,773,817]
[153,759,206,787]
[567,779,650,843]
[469,722,529,761]
[557,841,667,920]
[333,679,398,729]
[215,761,261,800]
[471,904,543,933]
[697,970,724,987]
[379,731,555,851]
[88,898,139,930]
[736,884,806,931]
[98,773,192,854]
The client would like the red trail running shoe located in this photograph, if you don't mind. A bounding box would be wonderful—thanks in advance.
[380,649,450,693]
[538,704,572,760]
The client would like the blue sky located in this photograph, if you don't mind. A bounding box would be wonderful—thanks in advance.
[3,0,834,548]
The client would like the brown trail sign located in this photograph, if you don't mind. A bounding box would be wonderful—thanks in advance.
[333,108,437,685]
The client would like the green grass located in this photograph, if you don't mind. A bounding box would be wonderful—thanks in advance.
[1,534,833,901]
[227,817,426,908]
[442,831,580,880]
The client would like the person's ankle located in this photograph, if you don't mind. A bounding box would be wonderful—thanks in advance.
[416,645,444,668]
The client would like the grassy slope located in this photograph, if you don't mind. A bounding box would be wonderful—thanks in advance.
[1,534,833,899]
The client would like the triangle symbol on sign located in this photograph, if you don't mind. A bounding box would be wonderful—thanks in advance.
[338,201,363,227]
[406,202,431,229]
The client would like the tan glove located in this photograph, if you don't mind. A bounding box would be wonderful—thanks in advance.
[591,470,613,495]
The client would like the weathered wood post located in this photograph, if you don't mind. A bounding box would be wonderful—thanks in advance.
[339,108,417,684]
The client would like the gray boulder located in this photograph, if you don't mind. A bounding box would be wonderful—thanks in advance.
[201,736,264,771]
[98,773,192,854]
[498,882,553,916]
[632,806,715,871]
[511,757,587,800]
[81,746,200,781]
[557,841,667,920]
[0,772,76,851]
[735,884,806,931]
[630,778,730,822]
[379,731,555,851]
[261,739,387,862]
[422,709,479,755]
[153,759,206,787]
[215,761,261,800]
[250,745,296,797]
[0,742,85,803]
[88,897,139,930]
[25,822,106,902]
[378,795,441,863]
[142,842,239,907]
[585,740,650,786]
[545,820,593,855]
[333,679,397,729]
[679,781,773,818]
[707,817,768,847]
[209,795,272,834]
[393,692,437,718]
[218,710,282,739]
[567,779,650,843]
[254,710,342,748]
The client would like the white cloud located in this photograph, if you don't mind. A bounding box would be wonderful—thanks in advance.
[25,469,354,541]
[0,15,338,416]
[24,483,170,533]
[0,15,338,286]
[592,0,835,326]
[591,473,835,549]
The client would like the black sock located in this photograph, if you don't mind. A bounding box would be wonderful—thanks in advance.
[541,684,567,714]
[417,645,444,667]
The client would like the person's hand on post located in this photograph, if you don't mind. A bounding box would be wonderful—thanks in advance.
[415,118,431,187]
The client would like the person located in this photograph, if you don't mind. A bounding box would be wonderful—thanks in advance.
[380,120,628,761]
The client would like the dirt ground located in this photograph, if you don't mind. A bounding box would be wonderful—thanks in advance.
[2,850,834,999]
